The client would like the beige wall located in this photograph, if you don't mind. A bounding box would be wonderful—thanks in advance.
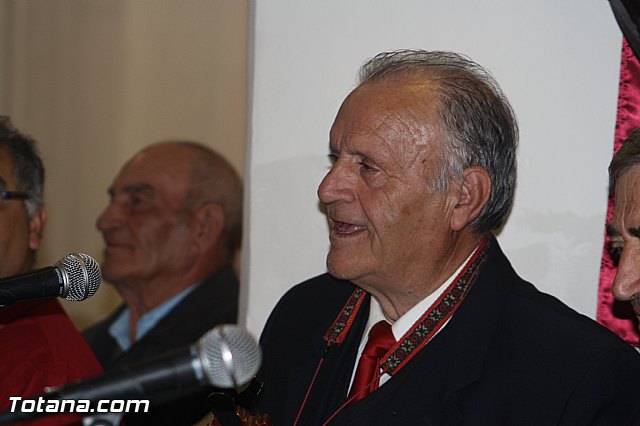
[0,0,248,329]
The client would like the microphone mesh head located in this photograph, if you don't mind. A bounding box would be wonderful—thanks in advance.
[56,253,102,301]
[197,324,262,388]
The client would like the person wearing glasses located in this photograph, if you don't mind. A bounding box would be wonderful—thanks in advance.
[0,116,102,425]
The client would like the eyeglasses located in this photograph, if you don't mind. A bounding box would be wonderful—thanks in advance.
[0,190,31,201]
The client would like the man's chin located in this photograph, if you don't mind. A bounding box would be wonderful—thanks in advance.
[102,272,124,285]
[103,245,130,256]
[100,262,133,285]
[326,255,367,283]
[102,247,134,266]
[327,260,351,281]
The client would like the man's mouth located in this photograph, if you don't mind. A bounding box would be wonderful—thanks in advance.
[331,219,367,235]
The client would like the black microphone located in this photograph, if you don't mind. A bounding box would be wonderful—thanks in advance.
[0,253,101,307]
[0,325,262,424]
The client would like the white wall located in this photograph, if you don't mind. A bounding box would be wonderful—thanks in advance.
[242,0,623,338]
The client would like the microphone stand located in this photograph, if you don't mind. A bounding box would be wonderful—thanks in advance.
[207,344,242,426]
[207,391,242,426]
[206,377,267,426]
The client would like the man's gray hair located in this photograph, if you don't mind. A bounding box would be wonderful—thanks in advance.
[358,50,518,233]
[178,141,243,257]
[610,128,640,189]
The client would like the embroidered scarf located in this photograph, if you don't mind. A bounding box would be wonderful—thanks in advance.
[323,236,489,375]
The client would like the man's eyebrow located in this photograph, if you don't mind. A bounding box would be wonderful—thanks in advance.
[124,183,154,193]
[327,143,378,163]
[108,183,155,197]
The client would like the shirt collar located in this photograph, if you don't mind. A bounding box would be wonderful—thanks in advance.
[366,246,479,341]
[109,283,198,351]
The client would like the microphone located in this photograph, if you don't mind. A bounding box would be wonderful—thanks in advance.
[0,253,101,307]
[0,325,262,424]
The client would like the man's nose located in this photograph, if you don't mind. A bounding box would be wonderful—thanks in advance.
[96,200,123,233]
[317,161,356,205]
[612,248,640,302]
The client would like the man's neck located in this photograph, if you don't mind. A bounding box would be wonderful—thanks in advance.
[369,232,484,321]
[108,283,199,349]
[116,279,198,341]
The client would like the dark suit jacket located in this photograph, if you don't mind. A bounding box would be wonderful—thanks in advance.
[253,237,640,425]
[82,266,239,426]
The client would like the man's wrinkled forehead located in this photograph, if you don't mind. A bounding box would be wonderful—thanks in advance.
[352,74,441,104]
[613,167,640,230]
[615,166,640,200]
[331,79,441,145]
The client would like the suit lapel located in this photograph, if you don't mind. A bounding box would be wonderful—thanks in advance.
[97,266,239,370]
[289,297,369,425]
[400,236,515,425]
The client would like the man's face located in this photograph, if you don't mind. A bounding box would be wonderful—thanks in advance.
[611,166,640,324]
[96,146,200,287]
[317,80,457,294]
[0,148,43,277]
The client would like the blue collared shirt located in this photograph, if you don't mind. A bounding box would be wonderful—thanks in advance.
[109,284,197,351]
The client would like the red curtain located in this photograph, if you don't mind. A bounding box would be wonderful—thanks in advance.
[596,38,640,346]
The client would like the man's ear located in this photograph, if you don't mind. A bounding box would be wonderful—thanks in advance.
[192,203,225,251]
[28,205,48,251]
[449,166,491,232]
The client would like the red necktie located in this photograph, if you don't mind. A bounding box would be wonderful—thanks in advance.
[347,321,396,403]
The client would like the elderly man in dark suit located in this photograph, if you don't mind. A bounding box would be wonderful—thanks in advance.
[250,50,640,425]
[83,141,242,426]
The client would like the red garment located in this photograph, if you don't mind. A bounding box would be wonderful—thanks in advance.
[347,321,395,404]
[0,299,103,426]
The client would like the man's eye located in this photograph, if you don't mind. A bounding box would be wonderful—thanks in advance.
[608,238,624,266]
[130,196,151,209]
[359,162,376,172]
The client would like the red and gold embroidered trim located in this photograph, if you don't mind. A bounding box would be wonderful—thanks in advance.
[322,236,489,374]
[382,237,488,374]
[323,287,366,345]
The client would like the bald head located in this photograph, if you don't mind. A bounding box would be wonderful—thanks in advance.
[127,141,243,254]
[97,141,242,294]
